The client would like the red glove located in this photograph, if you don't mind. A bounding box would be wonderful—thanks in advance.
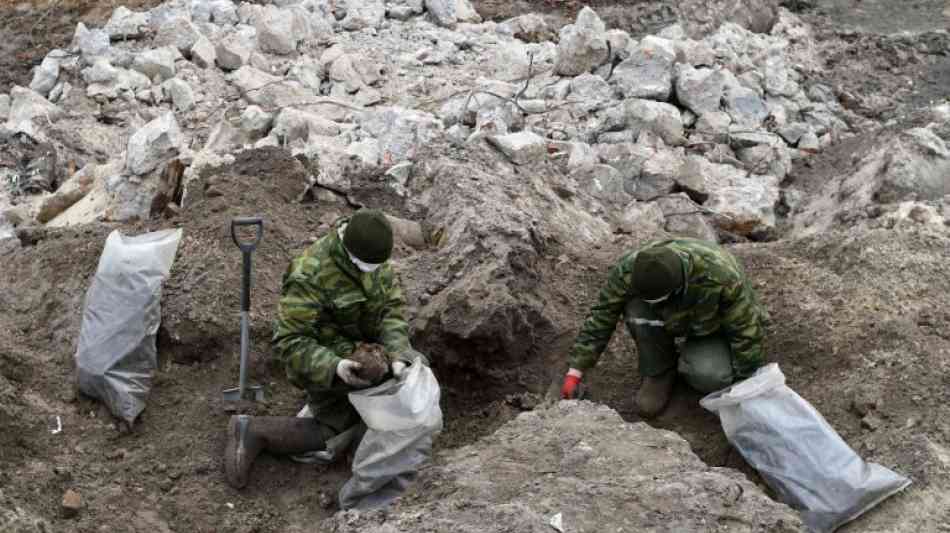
[561,371,583,399]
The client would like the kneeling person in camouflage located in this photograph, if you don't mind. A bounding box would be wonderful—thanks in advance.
[225,209,427,488]
[560,238,767,418]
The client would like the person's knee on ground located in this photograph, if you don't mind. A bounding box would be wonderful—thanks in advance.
[678,336,734,394]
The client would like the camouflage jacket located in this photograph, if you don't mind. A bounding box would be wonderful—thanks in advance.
[568,238,767,378]
[272,217,413,392]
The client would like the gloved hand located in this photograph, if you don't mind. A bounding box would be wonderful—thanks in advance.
[391,361,408,378]
[336,359,371,388]
[561,368,584,399]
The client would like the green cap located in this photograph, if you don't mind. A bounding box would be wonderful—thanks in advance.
[343,209,393,264]
[633,246,684,300]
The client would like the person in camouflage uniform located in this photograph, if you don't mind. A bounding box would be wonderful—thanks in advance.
[560,238,767,418]
[225,209,427,489]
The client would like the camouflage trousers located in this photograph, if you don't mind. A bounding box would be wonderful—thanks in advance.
[624,299,734,393]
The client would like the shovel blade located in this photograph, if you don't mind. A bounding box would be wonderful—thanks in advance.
[222,385,265,402]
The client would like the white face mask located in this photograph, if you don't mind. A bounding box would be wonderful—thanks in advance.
[643,293,670,305]
[347,249,383,273]
[339,223,383,272]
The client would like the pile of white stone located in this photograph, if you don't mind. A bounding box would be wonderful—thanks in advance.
[0,0,856,241]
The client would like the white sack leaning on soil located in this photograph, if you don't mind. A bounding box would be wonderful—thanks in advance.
[701,364,911,532]
[74,228,182,425]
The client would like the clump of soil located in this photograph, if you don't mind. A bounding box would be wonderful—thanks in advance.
[349,343,390,385]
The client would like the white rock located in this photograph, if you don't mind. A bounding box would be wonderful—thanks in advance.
[84,60,150,100]
[633,142,684,201]
[656,193,719,241]
[388,5,415,20]
[555,7,607,76]
[154,17,201,56]
[240,105,274,136]
[329,53,371,93]
[191,34,217,68]
[674,39,717,67]
[30,52,62,97]
[570,73,613,111]
[216,27,256,70]
[105,6,151,39]
[288,57,324,91]
[347,138,381,168]
[674,64,725,116]
[487,130,547,165]
[605,29,632,61]
[571,164,627,203]
[619,201,666,234]
[567,142,598,170]
[342,0,385,31]
[6,86,63,134]
[127,112,182,175]
[163,78,196,112]
[255,5,297,55]
[133,47,179,82]
[361,106,442,166]
[724,84,769,128]
[624,99,685,146]
[490,41,533,82]
[191,0,239,25]
[424,0,481,28]
[695,111,732,143]
[611,36,676,101]
[273,108,341,143]
[82,58,119,85]
[598,131,636,144]
[72,23,111,62]
[232,67,317,109]
[204,118,251,153]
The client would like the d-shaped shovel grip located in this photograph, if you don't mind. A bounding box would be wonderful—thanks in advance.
[232,217,263,313]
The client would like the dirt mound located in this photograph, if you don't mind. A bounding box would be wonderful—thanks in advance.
[159,147,321,365]
[325,401,803,533]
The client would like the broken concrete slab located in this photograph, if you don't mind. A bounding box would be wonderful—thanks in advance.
[215,28,255,70]
[29,52,63,97]
[154,17,201,57]
[487,130,547,165]
[361,106,443,166]
[611,36,676,101]
[675,64,726,116]
[132,47,179,82]
[255,5,297,55]
[104,6,152,40]
[555,7,608,76]
[624,99,685,147]
[272,108,341,144]
[424,0,481,28]
[191,34,217,68]
[163,78,196,112]
[341,0,385,31]
[127,112,183,175]
[6,86,63,135]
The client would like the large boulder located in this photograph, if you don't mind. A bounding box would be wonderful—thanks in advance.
[624,99,685,146]
[323,402,802,532]
[126,112,183,176]
[424,0,481,28]
[254,5,297,55]
[554,7,608,77]
[611,36,676,101]
[360,107,442,167]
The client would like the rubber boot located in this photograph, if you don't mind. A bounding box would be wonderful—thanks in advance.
[635,368,677,419]
[225,415,326,489]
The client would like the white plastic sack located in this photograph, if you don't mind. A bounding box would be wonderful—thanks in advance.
[75,229,182,425]
[339,357,442,510]
[701,364,910,532]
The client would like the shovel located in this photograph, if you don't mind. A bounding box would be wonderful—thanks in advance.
[223,217,265,403]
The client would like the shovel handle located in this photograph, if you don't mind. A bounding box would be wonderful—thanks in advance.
[232,217,263,313]
[231,217,263,252]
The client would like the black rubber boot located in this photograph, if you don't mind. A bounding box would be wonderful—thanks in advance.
[635,368,677,419]
[225,415,326,489]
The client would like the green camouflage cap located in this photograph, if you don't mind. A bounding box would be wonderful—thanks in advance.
[633,246,684,300]
[343,209,393,264]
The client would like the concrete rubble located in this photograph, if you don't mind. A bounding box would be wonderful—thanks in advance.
[0,0,879,242]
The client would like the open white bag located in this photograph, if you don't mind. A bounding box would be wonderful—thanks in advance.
[339,357,442,510]
[701,364,910,532]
